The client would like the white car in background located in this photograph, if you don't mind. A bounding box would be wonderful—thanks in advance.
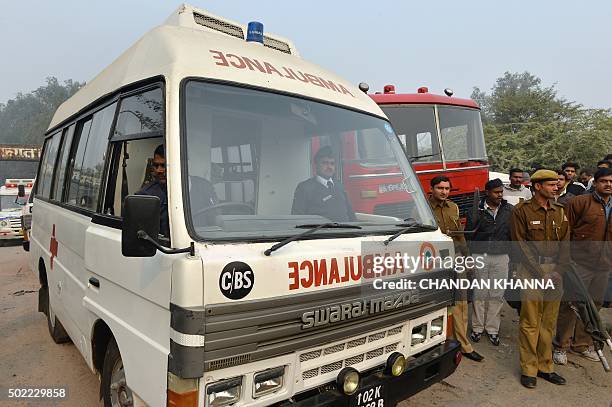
[0,179,33,241]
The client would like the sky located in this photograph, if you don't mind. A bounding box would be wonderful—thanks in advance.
[1,0,611,108]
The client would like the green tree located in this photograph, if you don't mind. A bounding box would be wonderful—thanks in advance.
[474,72,611,173]
[0,77,84,145]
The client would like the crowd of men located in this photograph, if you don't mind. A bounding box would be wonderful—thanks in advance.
[430,154,612,389]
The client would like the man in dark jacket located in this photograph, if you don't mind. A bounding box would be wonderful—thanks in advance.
[466,178,514,346]
[562,162,586,196]
[553,167,612,364]
[292,146,356,222]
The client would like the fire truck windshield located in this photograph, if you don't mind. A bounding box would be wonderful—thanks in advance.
[183,81,436,241]
[381,105,487,164]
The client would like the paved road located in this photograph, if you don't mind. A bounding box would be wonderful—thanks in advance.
[0,244,610,406]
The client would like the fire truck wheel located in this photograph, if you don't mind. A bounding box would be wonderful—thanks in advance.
[102,337,134,407]
[42,285,70,344]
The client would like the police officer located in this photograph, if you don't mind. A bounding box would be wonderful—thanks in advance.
[510,169,569,389]
[428,176,484,362]
[292,146,356,222]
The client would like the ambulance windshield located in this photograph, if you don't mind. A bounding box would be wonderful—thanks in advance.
[183,81,436,240]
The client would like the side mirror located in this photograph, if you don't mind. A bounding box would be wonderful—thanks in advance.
[122,195,160,257]
[17,185,25,197]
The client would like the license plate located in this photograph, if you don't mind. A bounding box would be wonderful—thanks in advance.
[378,183,406,194]
[350,384,385,407]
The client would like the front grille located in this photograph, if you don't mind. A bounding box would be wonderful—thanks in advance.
[373,202,414,219]
[207,354,251,371]
[347,337,366,348]
[324,344,345,355]
[300,350,322,362]
[345,355,364,366]
[450,192,476,217]
[299,324,403,382]
[193,12,244,39]
[9,218,21,233]
[202,268,454,373]
[321,361,342,374]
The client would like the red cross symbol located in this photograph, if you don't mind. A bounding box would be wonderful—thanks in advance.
[49,224,58,271]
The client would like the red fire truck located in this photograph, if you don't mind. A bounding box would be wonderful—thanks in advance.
[369,85,489,218]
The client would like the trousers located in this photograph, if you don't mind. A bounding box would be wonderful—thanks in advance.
[472,254,508,335]
[519,282,562,377]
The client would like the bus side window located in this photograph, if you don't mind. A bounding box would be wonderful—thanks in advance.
[106,138,164,216]
[66,102,117,210]
[52,125,76,201]
[37,131,62,198]
[103,87,165,217]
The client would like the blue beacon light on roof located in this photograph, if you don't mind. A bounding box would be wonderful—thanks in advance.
[246,21,264,44]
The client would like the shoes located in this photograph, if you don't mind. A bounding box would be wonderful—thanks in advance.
[571,347,599,362]
[520,375,536,389]
[553,349,567,365]
[488,334,500,346]
[537,371,566,385]
[462,351,484,362]
[470,331,482,342]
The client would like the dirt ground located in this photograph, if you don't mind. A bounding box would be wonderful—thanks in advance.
[0,243,610,407]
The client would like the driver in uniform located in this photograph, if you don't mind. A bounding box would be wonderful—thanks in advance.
[137,145,218,236]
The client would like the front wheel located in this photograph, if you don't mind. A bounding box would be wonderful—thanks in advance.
[102,338,134,407]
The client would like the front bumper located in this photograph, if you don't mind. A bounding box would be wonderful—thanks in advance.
[0,229,22,240]
[278,340,461,407]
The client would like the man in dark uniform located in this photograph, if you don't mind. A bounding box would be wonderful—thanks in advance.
[292,146,356,222]
[137,145,170,237]
[428,176,484,362]
[511,169,569,389]
[137,145,219,236]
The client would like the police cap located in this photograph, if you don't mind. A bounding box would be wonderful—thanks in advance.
[530,169,558,183]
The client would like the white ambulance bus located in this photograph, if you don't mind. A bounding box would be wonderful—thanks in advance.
[30,5,461,407]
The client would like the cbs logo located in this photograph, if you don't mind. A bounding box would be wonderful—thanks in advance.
[219,262,254,300]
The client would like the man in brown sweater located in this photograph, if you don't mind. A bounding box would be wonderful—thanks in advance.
[428,176,484,362]
[553,167,612,364]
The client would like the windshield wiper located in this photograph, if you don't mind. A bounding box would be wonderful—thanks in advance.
[383,219,437,245]
[264,223,362,256]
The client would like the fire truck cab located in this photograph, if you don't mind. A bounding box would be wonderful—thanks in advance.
[370,86,488,217]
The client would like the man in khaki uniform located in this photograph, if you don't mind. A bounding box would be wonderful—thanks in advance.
[429,176,484,362]
[511,169,569,389]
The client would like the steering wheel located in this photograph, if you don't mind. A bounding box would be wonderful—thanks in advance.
[192,202,255,219]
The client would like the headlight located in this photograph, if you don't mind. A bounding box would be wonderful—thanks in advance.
[253,366,284,398]
[206,377,242,407]
[0,219,8,228]
[411,324,427,346]
[386,352,406,377]
[336,368,360,395]
[430,316,444,338]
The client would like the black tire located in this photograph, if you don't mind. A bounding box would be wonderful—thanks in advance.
[41,285,71,344]
[102,337,133,407]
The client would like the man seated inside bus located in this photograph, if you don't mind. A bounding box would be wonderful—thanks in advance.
[137,145,218,237]
[291,146,357,222]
